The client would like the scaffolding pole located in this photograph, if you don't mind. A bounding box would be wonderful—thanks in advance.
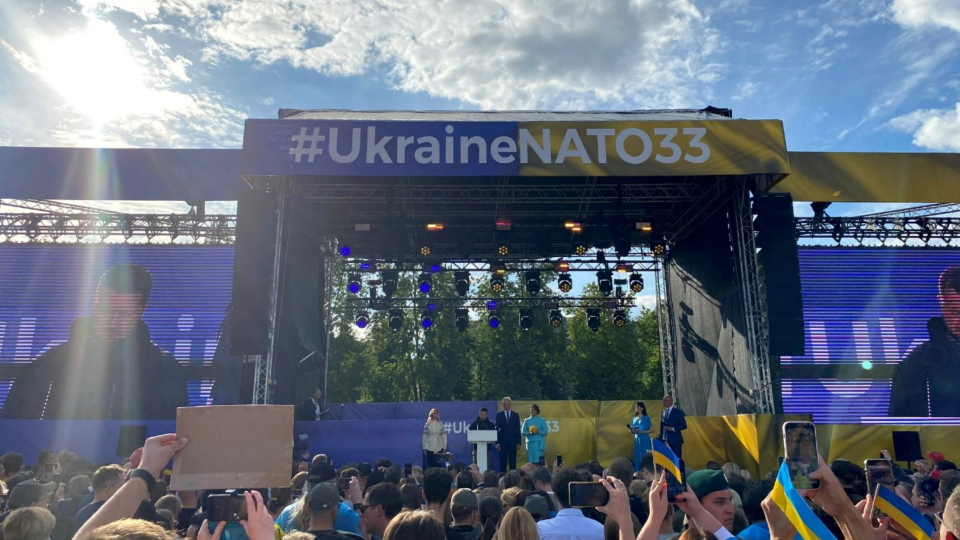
[656,259,677,400]
[253,183,287,405]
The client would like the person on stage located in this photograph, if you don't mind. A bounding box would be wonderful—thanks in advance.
[660,394,687,460]
[469,407,496,469]
[495,397,522,472]
[422,408,447,469]
[522,404,548,465]
[630,401,653,471]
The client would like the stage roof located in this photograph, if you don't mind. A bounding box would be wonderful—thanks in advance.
[277,108,734,122]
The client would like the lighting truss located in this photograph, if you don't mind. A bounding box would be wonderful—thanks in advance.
[795,217,960,244]
[340,259,659,272]
[339,296,636,311]
[0,213,237,243]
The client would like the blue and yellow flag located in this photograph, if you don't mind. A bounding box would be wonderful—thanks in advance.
[651,439,682,482]
[874,485,935,540]
[771,462,837,540]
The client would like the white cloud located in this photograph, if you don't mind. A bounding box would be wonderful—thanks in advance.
[891,0,960,33]
[96,0,723,110]
[889,103,960,151]
[732,79,758,101]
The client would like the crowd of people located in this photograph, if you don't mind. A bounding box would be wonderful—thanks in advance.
[0,431,958,540]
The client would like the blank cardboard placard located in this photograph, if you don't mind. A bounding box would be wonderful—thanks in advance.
[171,405,293,490]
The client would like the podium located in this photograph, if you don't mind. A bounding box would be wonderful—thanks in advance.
[467,430,498,473]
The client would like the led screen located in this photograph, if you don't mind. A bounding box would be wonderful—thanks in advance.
[0,244,234,413]
[782,247,960,424]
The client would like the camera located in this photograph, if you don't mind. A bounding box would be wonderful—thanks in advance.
[438,452,454,462]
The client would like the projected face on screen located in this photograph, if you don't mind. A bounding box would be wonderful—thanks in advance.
[782,249,960,423]
[92,286,146,342]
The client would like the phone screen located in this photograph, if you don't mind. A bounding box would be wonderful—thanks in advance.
[568,482,610,508]
[865,459,894,496]
[404,463,413,478]
[538,456,546,467]
[207,494,248,522]
[556,455,563,466]
[783,422,820,490]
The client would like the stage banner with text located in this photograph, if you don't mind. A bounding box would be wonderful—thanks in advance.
[242,120,789,178]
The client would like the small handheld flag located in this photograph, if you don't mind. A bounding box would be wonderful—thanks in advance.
[772,461,838,540]
[874,485,935,540]
[652,439,682,482]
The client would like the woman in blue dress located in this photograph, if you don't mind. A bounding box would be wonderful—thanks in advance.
[631,401,653,471]
[522,404,548,465]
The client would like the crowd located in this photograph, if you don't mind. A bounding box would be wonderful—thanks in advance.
[0,431,958,540]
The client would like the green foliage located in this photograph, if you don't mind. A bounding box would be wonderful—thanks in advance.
[325,269,663,402]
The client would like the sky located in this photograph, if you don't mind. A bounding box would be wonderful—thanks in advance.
[2,0,960,309]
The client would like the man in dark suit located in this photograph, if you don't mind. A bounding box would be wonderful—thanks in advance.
[295,388,323,421]
[495,397,522,472]
[660,394,687,459]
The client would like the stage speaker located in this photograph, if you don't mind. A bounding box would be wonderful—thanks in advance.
[755,194,805,356]
[892,431,922,463]
[230,189,278,355]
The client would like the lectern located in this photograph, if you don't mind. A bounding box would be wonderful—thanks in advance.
[467,430,498,473]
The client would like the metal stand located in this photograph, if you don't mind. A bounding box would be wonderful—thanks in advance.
[731,182,775,414]
[253,182,287,405]
[655,258,677,399]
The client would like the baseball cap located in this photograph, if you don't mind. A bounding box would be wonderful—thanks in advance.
[307,462,337,484]
[523,493,550,520]
[927,451,946,463]
[451,488,478,512]
[308,483,341,511]
[8,480,56,509]
[358,463,372,477]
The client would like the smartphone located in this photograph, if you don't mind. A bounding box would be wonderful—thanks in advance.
[919,478,940,506]
[626,424,634,431]
[206,494,248,522]
[783,421,820,490]
[538,456,546,467]
[654,459,687,502]
[568,481,610,508]
[404,463,413,478]
[556,455,563,467]
[864,459,894,496]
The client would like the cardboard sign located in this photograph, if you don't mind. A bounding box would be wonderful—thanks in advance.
[171,405,294,490]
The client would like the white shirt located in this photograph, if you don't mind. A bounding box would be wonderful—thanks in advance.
[537,508,604,540]
[422,419,447,452]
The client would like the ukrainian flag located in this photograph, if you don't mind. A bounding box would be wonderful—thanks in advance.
[874,485,935,540]
[651,439,682,482]
[771,462,837,540]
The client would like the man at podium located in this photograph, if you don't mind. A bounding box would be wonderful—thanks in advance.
[469,407,496,470]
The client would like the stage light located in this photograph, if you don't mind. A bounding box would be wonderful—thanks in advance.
[491,273,505,293]
[573,241,588,256]
[382,270,398,297]
[487,301,499,310]
[496,221,512,231]
[587,308,601,332]
[556,260,570,271]
[558,272,573,293]
[636,222,653,232]
[354,223,371,231]
[340,245,351,257]
[355,311,370,329]
[489,313,501,328]
[497,243,509,256]
[629,273,644,293]
[455,308,469,332]
[918,218,933,244]
[348,274,361,294]
[616,263,631,273]
[418,273,432,294]
[613,309,627,328]
[651,239,666,256]
[420,245,431,256]
[421,311,433,329]
[549,309,563,327]
[525,270,541,295]
[519,309,533,331]
[359,261,373,270]
[431,264,443,272]
[830,218,845,243]
[597,270,613,296]
[455,271,470,296]
[426,223,444,231]
[388,309,404,332]
[614,237,631,258]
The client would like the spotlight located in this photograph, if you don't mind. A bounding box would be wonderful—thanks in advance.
[918,218,933,244]
[348,274,361,294]
[421,311,433,329]
[497,243,509,256]
[651,238,666,256]
[420,245,431,256]
[491,273,505,293]
[629,273,644,293]
[830,218,845,243]
[388,309,404,332]
[418,273,432,294]
[455,271,470,296]
[616,263,631,273]
[573,241,588,256]
[558,272,573,293]
[455,308,469,332]
[519,309,533,331]
[355,311,370,329]
[489,313,501,329]
[340,245,351,257]
[382,270,398,297]
[587,308,601,332]
[549,309,563,327]
[613,309,627,328]
[614,237,631,258]
[597,270,613,296]
[525,270,541,295]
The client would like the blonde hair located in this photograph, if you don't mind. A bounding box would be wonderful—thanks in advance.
[2,508,56,540]
[155,495,182,519]
[67,475,92,498]
[383,510,445,540]
[498,507,538,540]
[80,520,175,540]
[500,487,522,509]
[282,533,315,540]
[427,409,439,422]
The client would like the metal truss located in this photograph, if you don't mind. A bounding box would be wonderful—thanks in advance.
[0,213,237,243]
[341,296,636,311]
[665,176,738,244]
[795,216,960,243]
[655,259,677,399]
[253,184,287,405]
[1,199,120,215]
[732,185,775,414]
[859,203,960,219]
[341,258,659,272]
